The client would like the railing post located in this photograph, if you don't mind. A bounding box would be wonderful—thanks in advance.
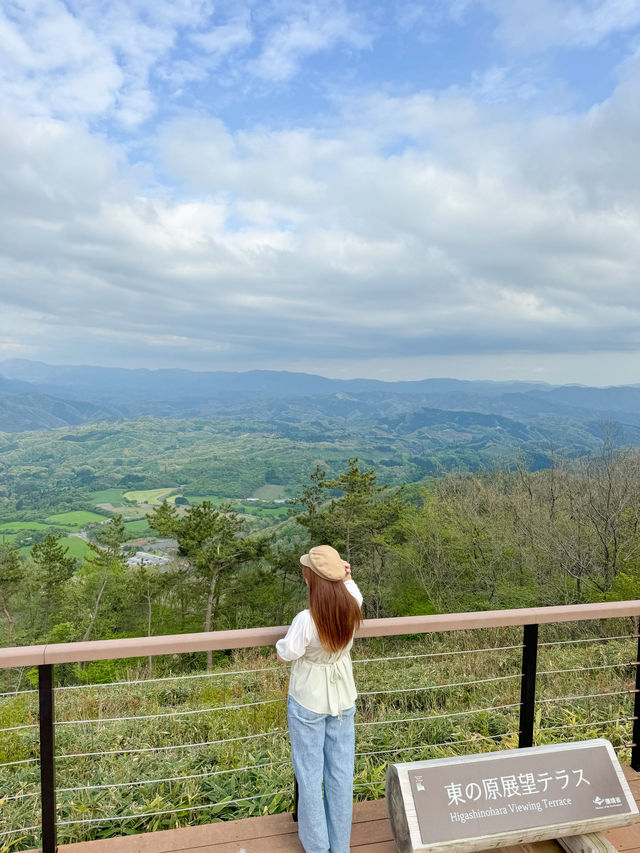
[518,624,538,749]
[632,631,640,771]
[39,664,57,853]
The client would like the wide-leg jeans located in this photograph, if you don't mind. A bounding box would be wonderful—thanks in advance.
[287,695,356,853]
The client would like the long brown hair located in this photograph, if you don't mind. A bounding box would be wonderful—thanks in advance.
[303,566,362,652]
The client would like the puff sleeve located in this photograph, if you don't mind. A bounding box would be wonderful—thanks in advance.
[276,610,313,661]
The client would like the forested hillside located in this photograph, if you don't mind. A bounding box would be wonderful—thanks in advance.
[2,440,639,657]
[2,393,640,851]
[3,446,640,850]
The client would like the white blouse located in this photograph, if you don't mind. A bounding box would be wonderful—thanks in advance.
[276,579,363,717]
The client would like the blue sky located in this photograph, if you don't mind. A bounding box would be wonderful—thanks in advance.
[1,0,640,384]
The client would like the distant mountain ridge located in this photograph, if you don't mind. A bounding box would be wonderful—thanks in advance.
[1,360,640,454]
[0,393,115,432]
[0,358,552,404]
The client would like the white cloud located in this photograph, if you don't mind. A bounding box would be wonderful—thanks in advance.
[189,13,253,58]
[1,52,640,375]
[248,0,373,81]
[0,0,375,127]
[0,0,210,124]
[0,0,639,379]
[469,65,543,103]
[482,0,640,54]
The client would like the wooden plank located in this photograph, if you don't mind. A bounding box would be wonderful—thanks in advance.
[54,817,391,853]
[347,843,398,853]
[353,799,390,822]
[603,821,640,851]
[169,818,392,853]
[44,801,391,853]
[0,643,46,669]
[170,829,302,853]
[359,601,640,640]
[24,765,640,853]
[5,600,640,669]
[56,813,297,853]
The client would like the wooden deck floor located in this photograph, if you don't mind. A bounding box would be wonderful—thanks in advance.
[46,768,640,853]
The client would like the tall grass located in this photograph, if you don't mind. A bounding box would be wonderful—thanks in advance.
[1,620,636,852]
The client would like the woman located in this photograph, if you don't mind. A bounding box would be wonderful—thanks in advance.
[276,545,363,853]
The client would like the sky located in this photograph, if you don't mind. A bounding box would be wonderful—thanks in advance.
[1,0,640,384]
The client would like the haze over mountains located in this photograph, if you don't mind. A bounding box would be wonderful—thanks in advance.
[0,359,553,404]
[1,360,640,459]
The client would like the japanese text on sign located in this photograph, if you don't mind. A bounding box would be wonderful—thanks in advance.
[445,769,590,806]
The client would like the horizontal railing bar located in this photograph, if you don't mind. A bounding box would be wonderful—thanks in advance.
[355,702,521,727]
[57,728,289,760]
[57,791,291,827]
[537,717,636,732]
[3,765,284,802]
[3,790,40,801]
[0,722,37,732]
[355,732,519,758]
[353,644,523,664]
[539,635,640,647]
[536,689,636,703]
[11,679,524,728]
[0,646,46,669]
[359,673,522,697]
[3,763,294,802]
[53,760,291,795]
[51,705,523,760]
[2,600,640,668]
[54,666,282,691]
[0,688,37,699]
[0,825,40,839]
[0,756,40,768]
[55,697,285,727]
[49,650,521,694]
[537,662,638,676]
[3,733,526,801]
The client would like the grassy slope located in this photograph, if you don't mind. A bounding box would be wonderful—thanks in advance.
[1,625,635,851]
[44,511,106,527]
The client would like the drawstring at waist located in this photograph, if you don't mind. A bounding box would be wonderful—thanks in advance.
[289,654,355,720]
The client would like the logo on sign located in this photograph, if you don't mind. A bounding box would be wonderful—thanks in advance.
[593,795,623,809]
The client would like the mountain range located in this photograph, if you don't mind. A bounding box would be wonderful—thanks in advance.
[1,360,640,459]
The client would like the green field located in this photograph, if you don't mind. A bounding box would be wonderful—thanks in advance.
[236,504,288,517]
[0,532,19,544]
[252,485,288,499]
[58,536,93,559]
[45,510,107,527]
[89,488,126,505]
[123,487,177,505]
[124,518,152,536]
[0,521,53,531]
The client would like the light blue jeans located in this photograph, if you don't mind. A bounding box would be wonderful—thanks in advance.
[287,695,356,853]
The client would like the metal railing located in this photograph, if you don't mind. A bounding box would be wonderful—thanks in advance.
[1,600,640,852]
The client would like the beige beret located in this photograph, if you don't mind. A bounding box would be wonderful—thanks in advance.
[300,545,347,582]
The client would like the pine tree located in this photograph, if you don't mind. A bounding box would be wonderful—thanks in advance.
[148,501,269,667]
[31,534,76,637]
[0,543,23,644]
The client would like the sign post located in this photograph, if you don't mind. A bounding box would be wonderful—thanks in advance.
[386,740,638,853]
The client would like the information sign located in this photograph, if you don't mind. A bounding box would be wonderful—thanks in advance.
[386,739,638,853]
